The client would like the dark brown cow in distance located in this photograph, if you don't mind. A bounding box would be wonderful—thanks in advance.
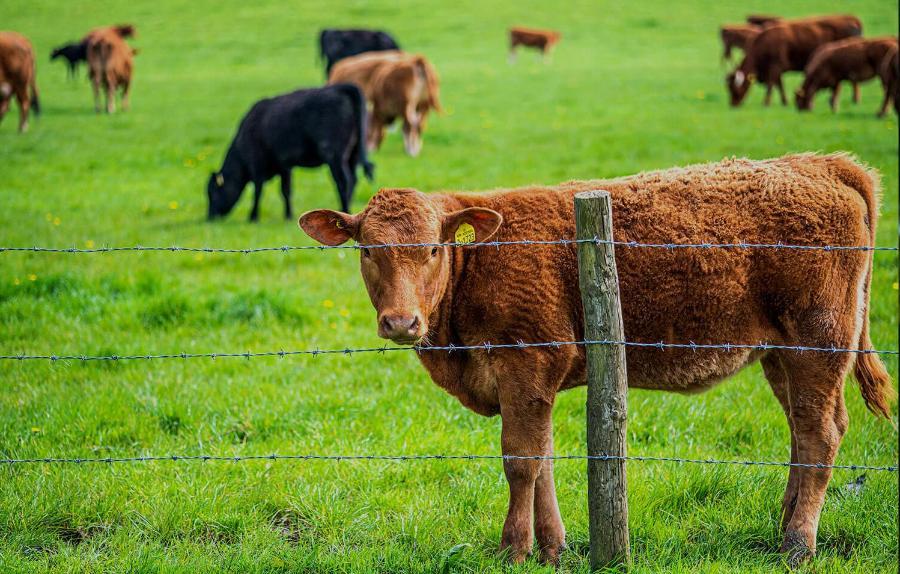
[0,31,40,133]
[797,37,899,116]
[727,15,863,106]
[85,25,136,113]
[508,27,561,62]
[720,24,761,62]
[299,153,892,567]
[746,14,782,27]
[329,51,441,157]
[884,43,899,116]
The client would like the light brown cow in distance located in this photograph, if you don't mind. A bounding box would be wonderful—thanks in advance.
[0,31,40,133]
[508,27,561,62]
[85,25,136,113]
[329,51,441,157]
[299,153,892,566]
[797,37,899,116]
[727,15,863,106]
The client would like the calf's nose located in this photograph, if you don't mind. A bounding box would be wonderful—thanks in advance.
[379,313,422,341]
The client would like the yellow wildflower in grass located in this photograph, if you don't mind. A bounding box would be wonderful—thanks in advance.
[194,254,203,262]
[169,201,179,210]
[31,427,41,433]
[53,217,61,226]
[322,299,335,308]
[893,282,899,291]
[13,278,20,286]
[45,213,53,222]
[85,240,95,249]
[696,90,705,100]
[339,308,350,318]
[28,274,37,281]
[184,158,196,168]
[330,322,337,330]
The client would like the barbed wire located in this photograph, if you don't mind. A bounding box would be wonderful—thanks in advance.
[1,238,897,254]
[0,452,895,471]
[2,339,896,362]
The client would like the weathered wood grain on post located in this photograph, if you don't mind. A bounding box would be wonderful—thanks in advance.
[575,190,630,571]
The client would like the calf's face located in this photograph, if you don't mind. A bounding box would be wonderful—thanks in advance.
[299,189,502,344]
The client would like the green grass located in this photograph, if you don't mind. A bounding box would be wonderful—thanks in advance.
[0,0,897,572]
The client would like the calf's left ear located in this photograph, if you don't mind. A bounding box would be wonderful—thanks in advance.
[299,209,359,246]
[442,207,503,244]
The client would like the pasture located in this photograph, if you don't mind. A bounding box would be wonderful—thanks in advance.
[1,0,897,572]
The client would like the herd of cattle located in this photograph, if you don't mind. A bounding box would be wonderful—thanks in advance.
[721,13,899,115]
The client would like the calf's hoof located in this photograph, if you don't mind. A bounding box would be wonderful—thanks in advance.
[780,530,814,569]
[538,540,567,567]
[499,537,532,565]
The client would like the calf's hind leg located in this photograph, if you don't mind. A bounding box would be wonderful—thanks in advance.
[776,352,851,567]
[761,355,800,531]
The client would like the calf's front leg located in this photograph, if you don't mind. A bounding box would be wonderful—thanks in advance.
[498,392,558,564]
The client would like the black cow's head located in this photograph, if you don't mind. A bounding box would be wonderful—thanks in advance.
[206,172,242,220]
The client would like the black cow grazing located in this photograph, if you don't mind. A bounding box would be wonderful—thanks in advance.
[319,29,400,75]
[207,84,374,221]
[50,41,87,78]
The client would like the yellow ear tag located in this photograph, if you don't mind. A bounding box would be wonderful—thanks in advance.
[455,222,476,244]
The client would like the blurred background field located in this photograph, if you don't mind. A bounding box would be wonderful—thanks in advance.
[0,0,897,572]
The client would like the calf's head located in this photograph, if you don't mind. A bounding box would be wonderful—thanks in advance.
[299,188,502,344]
[206,172,242,220]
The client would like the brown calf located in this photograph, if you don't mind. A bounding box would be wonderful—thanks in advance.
[797,37,899,116]
[0,31,40,133]
[85,25,136,113]
[727,15,863,106]
[508,27,561,62]
[300,153,892,566]
[329,51,441,157]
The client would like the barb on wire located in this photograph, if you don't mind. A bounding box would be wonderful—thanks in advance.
[0,452,895,471]
[2,339,896,362]
[0,239,896,254]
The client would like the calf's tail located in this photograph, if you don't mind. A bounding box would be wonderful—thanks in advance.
[837,155,894,418]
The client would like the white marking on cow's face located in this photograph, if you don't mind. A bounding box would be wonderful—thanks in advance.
[734,71,745,87]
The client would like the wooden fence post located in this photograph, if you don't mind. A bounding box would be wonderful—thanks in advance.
[575,190,630,571]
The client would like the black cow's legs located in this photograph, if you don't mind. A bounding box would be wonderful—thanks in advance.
[280,171,293,220]
[329,161,356,213]
[249,180,263,222]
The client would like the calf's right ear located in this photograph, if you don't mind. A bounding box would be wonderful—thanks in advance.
[298,210,359,246]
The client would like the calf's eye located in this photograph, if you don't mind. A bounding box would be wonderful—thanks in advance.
[431,247,438,257]
[362,248,371,258]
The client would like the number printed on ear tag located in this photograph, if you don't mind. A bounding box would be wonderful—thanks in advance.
[455,223,476,244]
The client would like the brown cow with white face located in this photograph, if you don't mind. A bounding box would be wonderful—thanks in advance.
[299,153,892,567]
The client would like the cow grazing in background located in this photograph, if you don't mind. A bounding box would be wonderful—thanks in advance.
[720,24,761,62]
[726,14,863,107]
[883,44,899,116]
[508,27,561,62]
[207,84,373,220]
[299,153,892,567]
[0,31,40,133]
[746,14,782,26]
[329,52,441,157]
[796,37,899,116]
[318,29,400,76]
[50,41,88,79]
[85,25,137,113]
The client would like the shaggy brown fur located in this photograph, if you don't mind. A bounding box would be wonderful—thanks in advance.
[329,51,441,157]
[299,153,893,566]
[0,31,40,133]
[508,27,561,62]
[726,15,862,107]
[797,37,899,116]
[85,25,136,113]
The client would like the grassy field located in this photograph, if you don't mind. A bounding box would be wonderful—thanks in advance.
[1,0,897,572]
